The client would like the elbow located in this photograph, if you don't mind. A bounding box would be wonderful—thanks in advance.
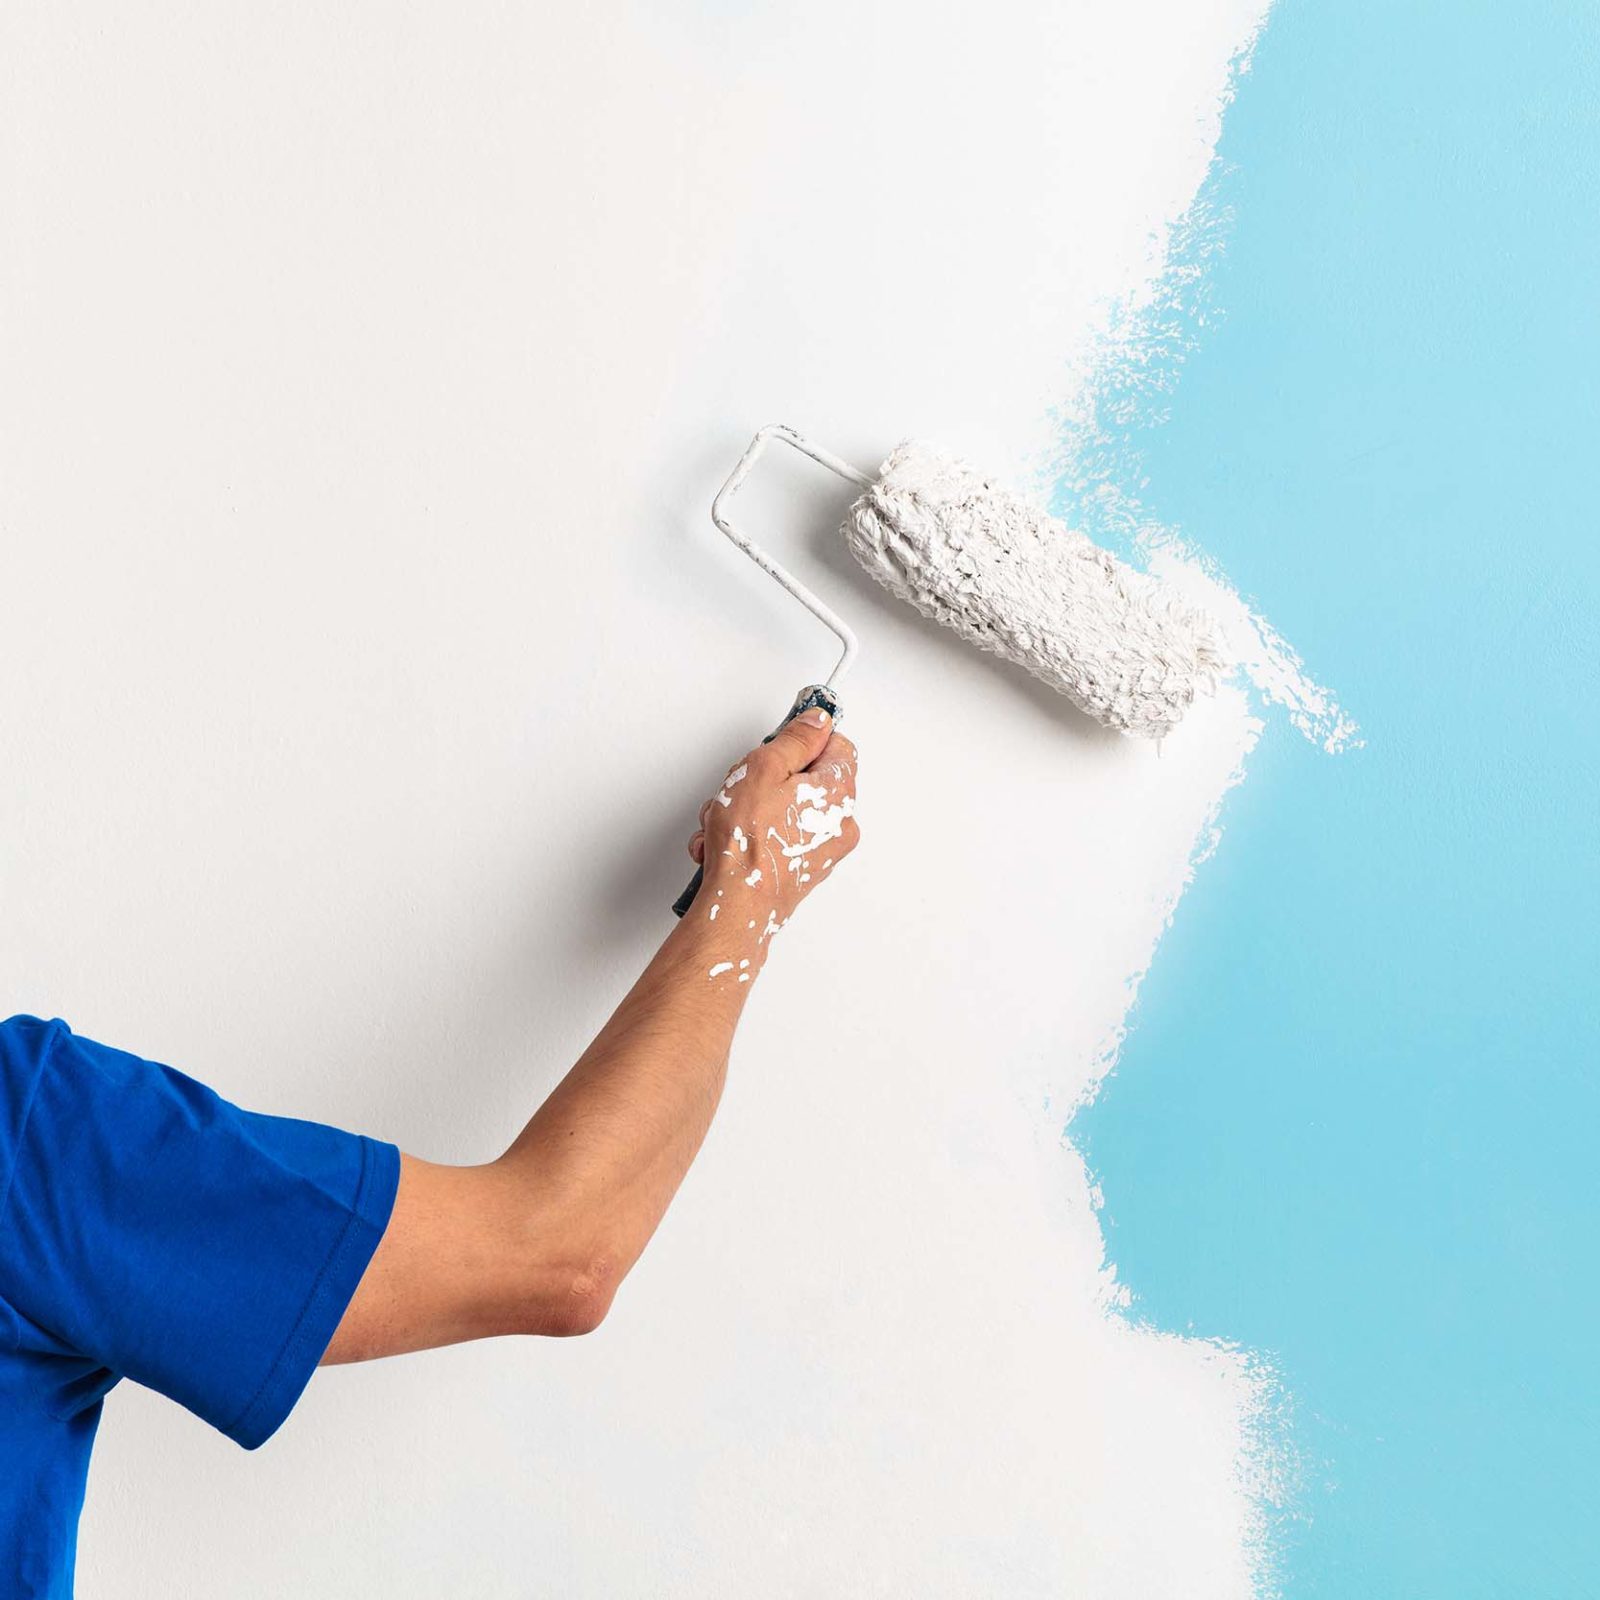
[539,1263,618,1337]
[517,1249,622,1338]
[486,1160,627,1338]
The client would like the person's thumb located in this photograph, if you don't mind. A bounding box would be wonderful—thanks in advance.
[764,702,835,777]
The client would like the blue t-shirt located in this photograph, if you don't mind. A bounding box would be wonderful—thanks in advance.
[0,1016,399,1598]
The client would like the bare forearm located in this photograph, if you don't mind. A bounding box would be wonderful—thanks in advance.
[324,704,857,1363]
[324,920,763,1361]
[496,913,760,1294]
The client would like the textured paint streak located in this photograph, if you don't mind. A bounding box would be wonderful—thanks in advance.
[1045,295,1354,751]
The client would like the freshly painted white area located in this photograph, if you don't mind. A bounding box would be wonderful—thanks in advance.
[1,1,1274,1595]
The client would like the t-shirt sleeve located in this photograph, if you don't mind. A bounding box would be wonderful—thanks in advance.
[0,1017,399,1449]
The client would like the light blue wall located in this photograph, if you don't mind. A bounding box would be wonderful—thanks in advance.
[1071,1,1600,1592]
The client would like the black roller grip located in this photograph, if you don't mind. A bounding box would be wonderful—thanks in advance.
[671,683,842,918]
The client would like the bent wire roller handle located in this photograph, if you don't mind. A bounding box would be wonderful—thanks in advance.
[670,424,864,919]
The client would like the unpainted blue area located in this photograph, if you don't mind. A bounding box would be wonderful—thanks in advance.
[1070,2,1600,1593]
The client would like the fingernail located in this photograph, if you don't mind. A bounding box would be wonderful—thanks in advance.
[811,709,831,726]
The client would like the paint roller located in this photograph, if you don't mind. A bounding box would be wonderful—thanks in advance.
[671,424,1227,915]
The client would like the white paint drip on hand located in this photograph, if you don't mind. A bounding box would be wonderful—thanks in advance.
[708,961,734,978]
[715,762,749,808]
[767,792,855,864]
[744,868,762,887]
[730,826,748,854]
[708,903,719,921]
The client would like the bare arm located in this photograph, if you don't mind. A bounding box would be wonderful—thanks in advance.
[322,705,858,1362]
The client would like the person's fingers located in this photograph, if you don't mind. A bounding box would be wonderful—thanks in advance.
[803,729,857,786]
[761,704,836,779]
[688,830,705,863]
[698,798,713,830]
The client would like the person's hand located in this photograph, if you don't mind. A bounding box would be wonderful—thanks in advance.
[685,706,858,962]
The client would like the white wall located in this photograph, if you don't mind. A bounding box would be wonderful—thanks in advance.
[1,3,1272,1594]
